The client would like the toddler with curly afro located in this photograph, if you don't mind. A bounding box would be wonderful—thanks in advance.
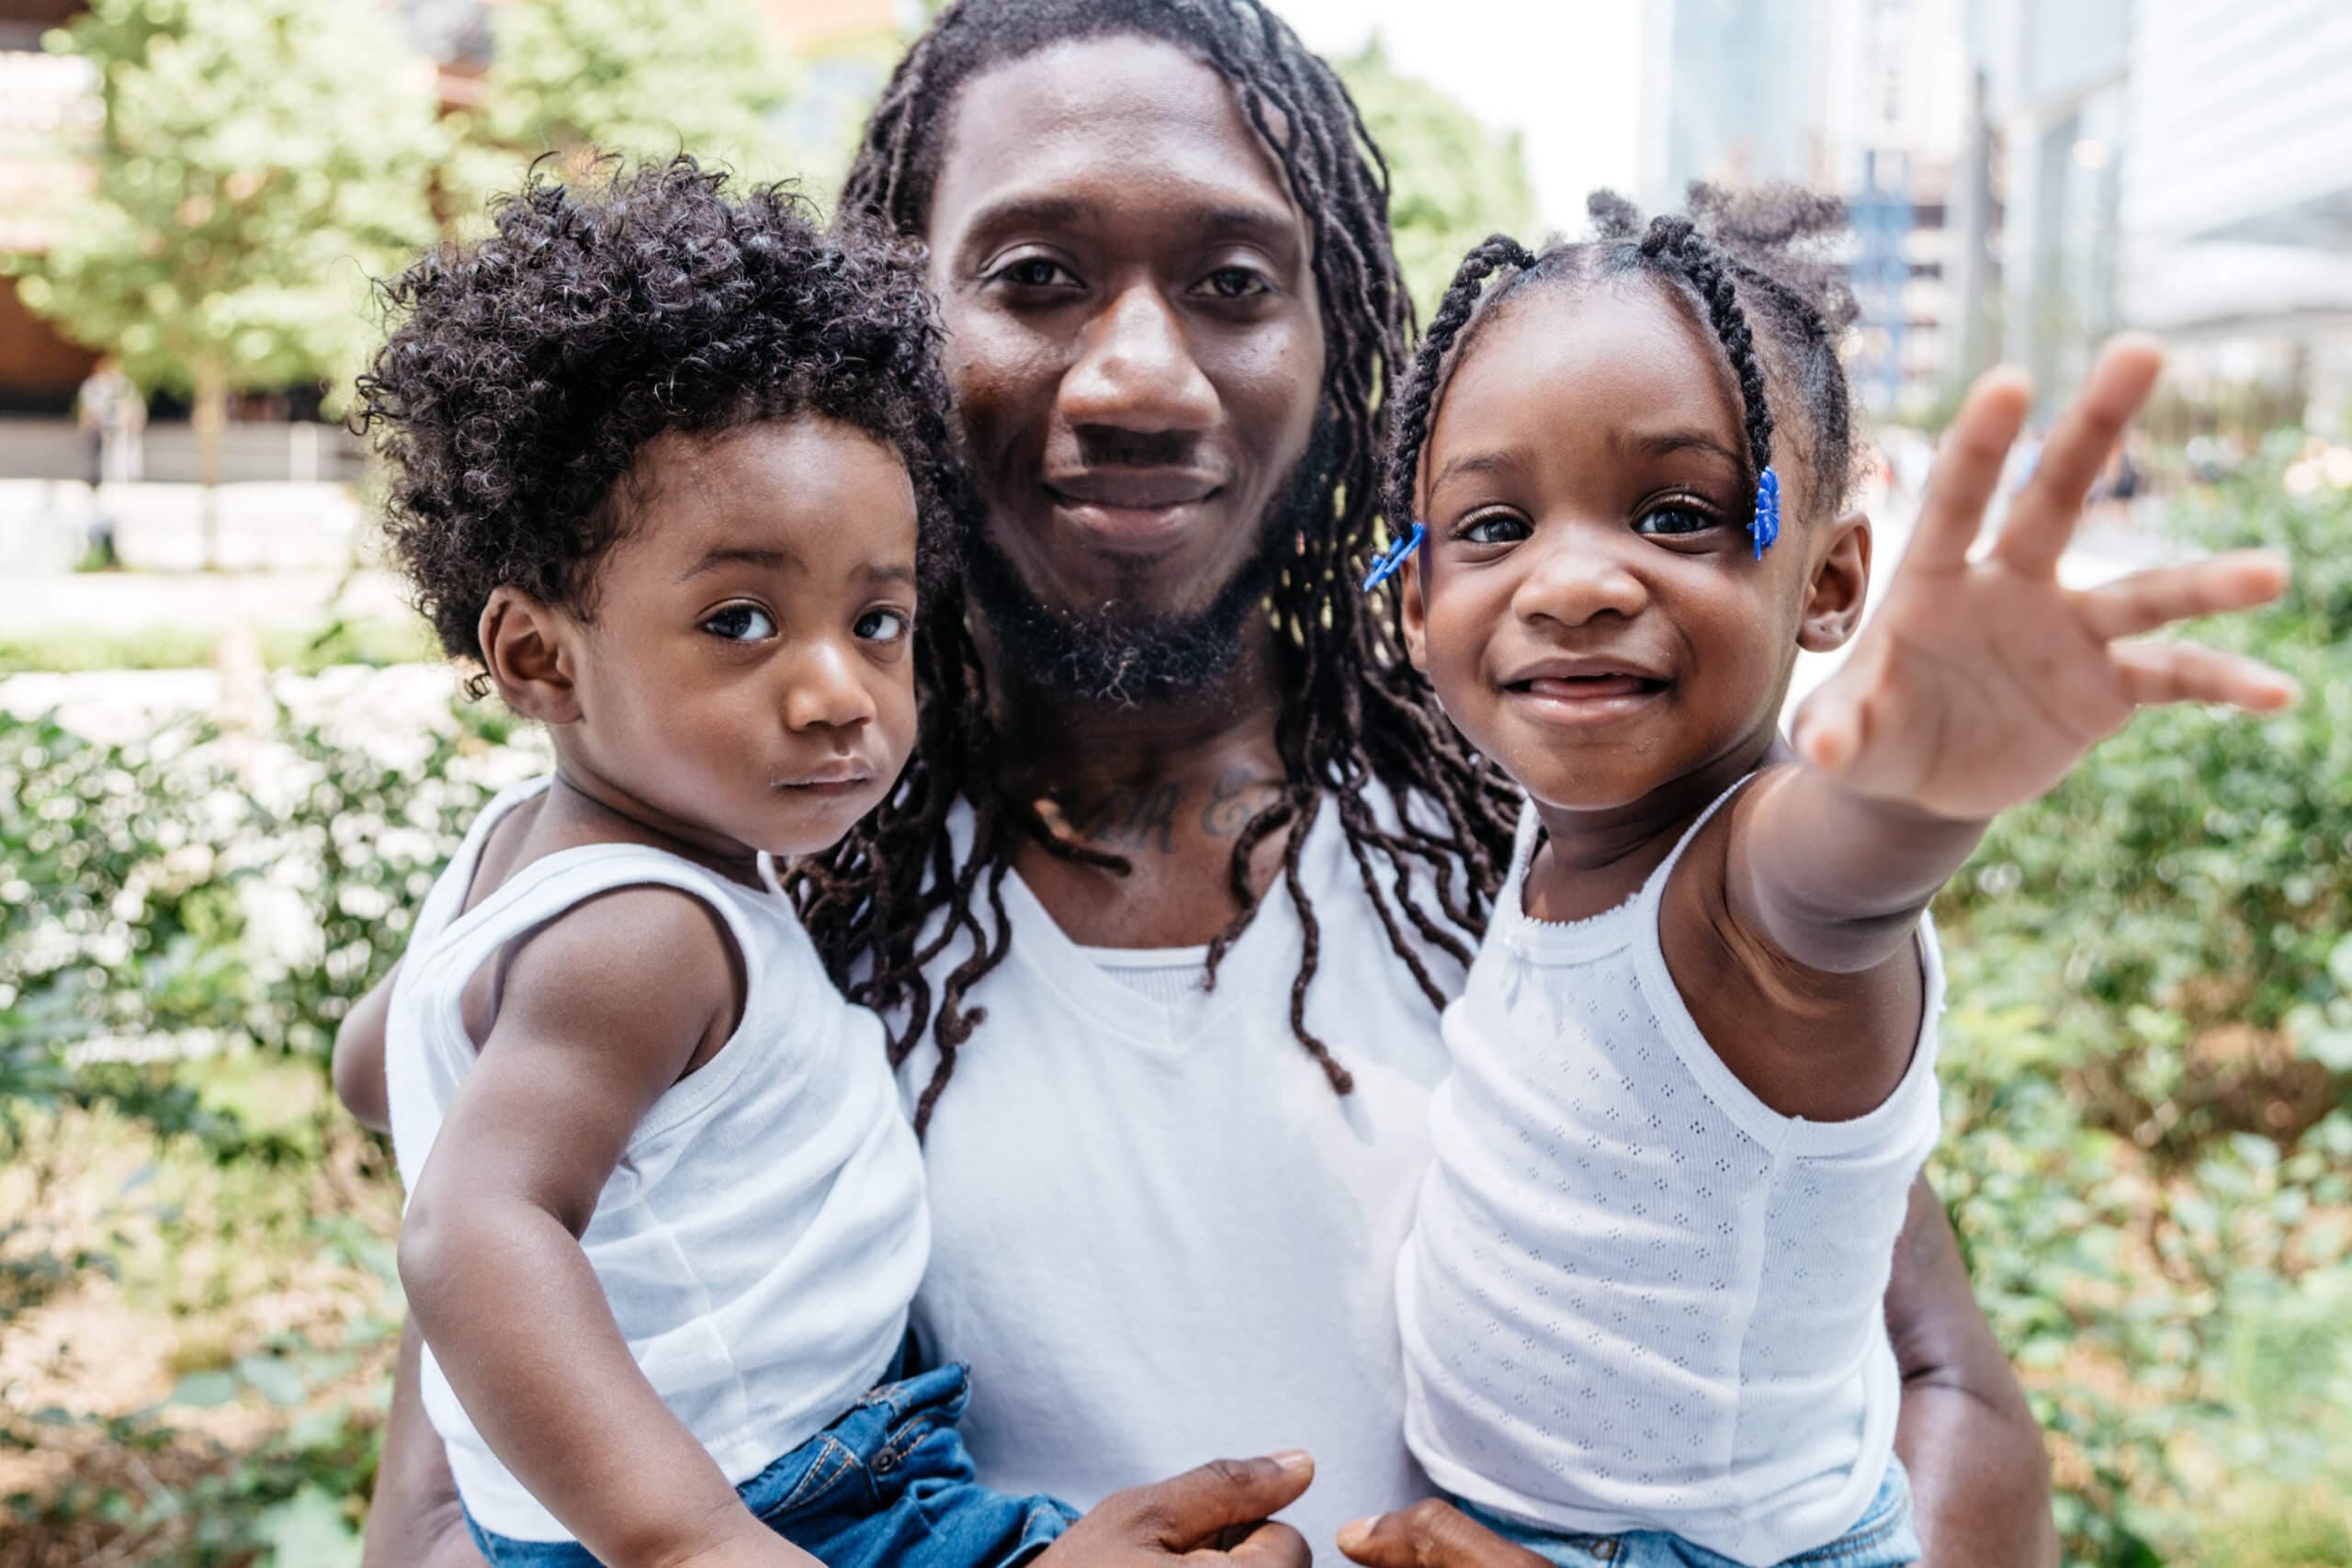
[334,158,1080,1568]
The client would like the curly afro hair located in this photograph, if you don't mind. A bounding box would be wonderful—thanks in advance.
[354,156,958,688]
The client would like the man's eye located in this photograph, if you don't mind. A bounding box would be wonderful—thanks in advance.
[1634,505,1717,537]
[1460,513,1532,546]
[991,257,1078,289]
[1199,266,1270,299]
[855,607,912,644]
[702,605,775,642]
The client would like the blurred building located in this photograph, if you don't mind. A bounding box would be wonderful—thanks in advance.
[1637,0,1980,422]
[0,0,99,413]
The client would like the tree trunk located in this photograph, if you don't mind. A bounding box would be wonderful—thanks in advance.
[193,359,228,571]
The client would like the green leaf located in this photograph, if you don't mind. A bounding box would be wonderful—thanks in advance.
[255,1484,360,1568]
[168,1369,238,1408]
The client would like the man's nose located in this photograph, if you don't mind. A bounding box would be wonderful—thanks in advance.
[1057,281,1218,437]
[782,641,876,734]
[1512,530,1651,627]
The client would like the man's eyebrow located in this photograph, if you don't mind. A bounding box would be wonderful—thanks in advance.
[678,546,788,581]
[960,195,1299,250]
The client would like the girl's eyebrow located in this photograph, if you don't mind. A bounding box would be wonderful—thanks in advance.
[1625,428,1746,469]
[1429,447,1526,493]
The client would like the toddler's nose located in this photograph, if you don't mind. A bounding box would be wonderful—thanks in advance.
[1513,534,1650,626]
[782,641,876,733]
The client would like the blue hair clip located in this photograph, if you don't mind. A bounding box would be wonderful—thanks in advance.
[1750,467,1781,559]
[1361,520,1426,592]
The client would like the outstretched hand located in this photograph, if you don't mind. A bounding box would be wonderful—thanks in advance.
[1793,335,2296,823]
[1033,1452,1316,1568]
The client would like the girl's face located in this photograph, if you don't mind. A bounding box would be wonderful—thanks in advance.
[1401,281,1868,818]
[535,417,922,861]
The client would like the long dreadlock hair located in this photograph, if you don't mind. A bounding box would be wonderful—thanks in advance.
[794,0,1521,1134]
[1385,184,1864,548]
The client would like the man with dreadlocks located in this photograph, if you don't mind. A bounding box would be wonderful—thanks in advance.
[363,5,2057,1566]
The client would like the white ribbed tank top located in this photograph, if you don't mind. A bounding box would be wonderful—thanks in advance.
[1396,782,1942,1565]
[385,777,929,1544]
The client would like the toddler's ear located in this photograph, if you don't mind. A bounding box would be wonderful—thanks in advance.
[1399,554,1430,671]
[478,587,583,725]
[1798,511,1872,653]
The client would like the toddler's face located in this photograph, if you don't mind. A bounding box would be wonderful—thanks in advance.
[1401,282,1846,815]
[566,417,921,859]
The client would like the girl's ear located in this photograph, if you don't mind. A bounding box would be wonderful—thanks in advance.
[1798,511,1872,652]
[1400,550,1430,671]
[479,586,584,725]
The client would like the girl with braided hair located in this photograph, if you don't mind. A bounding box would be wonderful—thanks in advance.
[1371,189,2294,1566]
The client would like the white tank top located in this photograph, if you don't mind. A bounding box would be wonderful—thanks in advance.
[1396,784,1942,1564]
[896,789,1470,1562]
[386,777,929,1544]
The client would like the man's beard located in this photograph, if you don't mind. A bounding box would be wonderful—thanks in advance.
[964,418,1337,708]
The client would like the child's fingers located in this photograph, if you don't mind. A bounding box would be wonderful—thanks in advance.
[1994,335,2163,578]
[1904,367,2033,573]
[2112,641,2301,712]
[1335,1501,1551,1568]
[2076,550,2290,641]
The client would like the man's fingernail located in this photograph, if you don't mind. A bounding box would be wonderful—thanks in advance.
[1272,1448,1312,1472]
[1338,1517,1374,1551]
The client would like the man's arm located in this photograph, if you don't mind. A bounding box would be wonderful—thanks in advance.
[1886,1174,2058,1567]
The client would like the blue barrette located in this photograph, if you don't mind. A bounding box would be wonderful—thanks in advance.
[1750,466,1781,559]
[1361,520,1426,592]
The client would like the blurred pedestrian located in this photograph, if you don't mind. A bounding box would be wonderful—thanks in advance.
[74,356,143,569]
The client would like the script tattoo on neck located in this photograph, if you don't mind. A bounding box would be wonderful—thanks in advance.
[1046,767,1288,857]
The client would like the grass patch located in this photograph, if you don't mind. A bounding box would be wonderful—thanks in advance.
[0,617,440,674]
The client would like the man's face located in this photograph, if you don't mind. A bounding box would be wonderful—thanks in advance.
[922,35,1328,697]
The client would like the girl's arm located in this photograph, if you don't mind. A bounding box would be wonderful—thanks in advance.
[397,885,812,1568]
[1729,337,2291,981]
[332,958,401,1134]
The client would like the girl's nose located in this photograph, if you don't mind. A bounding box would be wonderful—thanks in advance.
[1057,281,1218,435]
[782,641,876,734]
[1512,532,1650,627]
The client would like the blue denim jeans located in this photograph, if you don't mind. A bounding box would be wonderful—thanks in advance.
[1455,1459,1919,1568]
[464,1362,1076,1568]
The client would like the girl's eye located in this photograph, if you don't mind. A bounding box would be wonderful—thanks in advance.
[1460,513,1532,546]
[854,607,912,644]
[1198,265,1271,299]
[990,256,1079,290]
[1634,505,1717,537]
[702,605,775,642]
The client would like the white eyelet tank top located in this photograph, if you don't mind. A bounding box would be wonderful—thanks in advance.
[384,777,928,1544]
[1396,781,1942,1564]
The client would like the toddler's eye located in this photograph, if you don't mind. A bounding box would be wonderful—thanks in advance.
[855,607,912,644]
[1634,505,1715,537]
[703,604,775,642]
[1461,513,1532,546]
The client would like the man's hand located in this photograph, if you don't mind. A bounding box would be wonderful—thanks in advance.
[1033,1453,1317,1566]
[1335,1501,1550,1568]
[1794,334,2294,823]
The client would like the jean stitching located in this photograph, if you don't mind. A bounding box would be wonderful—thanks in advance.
[767,1437,855,1517]
[1780,1505,1907,1564]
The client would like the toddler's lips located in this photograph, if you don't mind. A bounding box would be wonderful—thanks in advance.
[1505,672,1670,727]
[776,764,875,796]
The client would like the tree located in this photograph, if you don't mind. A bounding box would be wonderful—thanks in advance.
[5,0,442,564]
[1336,39,1538,324]
[449,0,808,212]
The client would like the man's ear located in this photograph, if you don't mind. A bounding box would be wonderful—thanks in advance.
[1798,511,1872,653]
[478,586,583,725]
[1400,553,1430,671]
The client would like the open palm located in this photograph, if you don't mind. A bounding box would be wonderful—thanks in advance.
[1793,336,2296,822]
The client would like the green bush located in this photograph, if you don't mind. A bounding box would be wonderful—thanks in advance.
[1932,440,2352,1564]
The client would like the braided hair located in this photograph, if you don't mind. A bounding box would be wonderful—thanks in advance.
[1385,184,1863,540]
[800,0,1521,1134]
